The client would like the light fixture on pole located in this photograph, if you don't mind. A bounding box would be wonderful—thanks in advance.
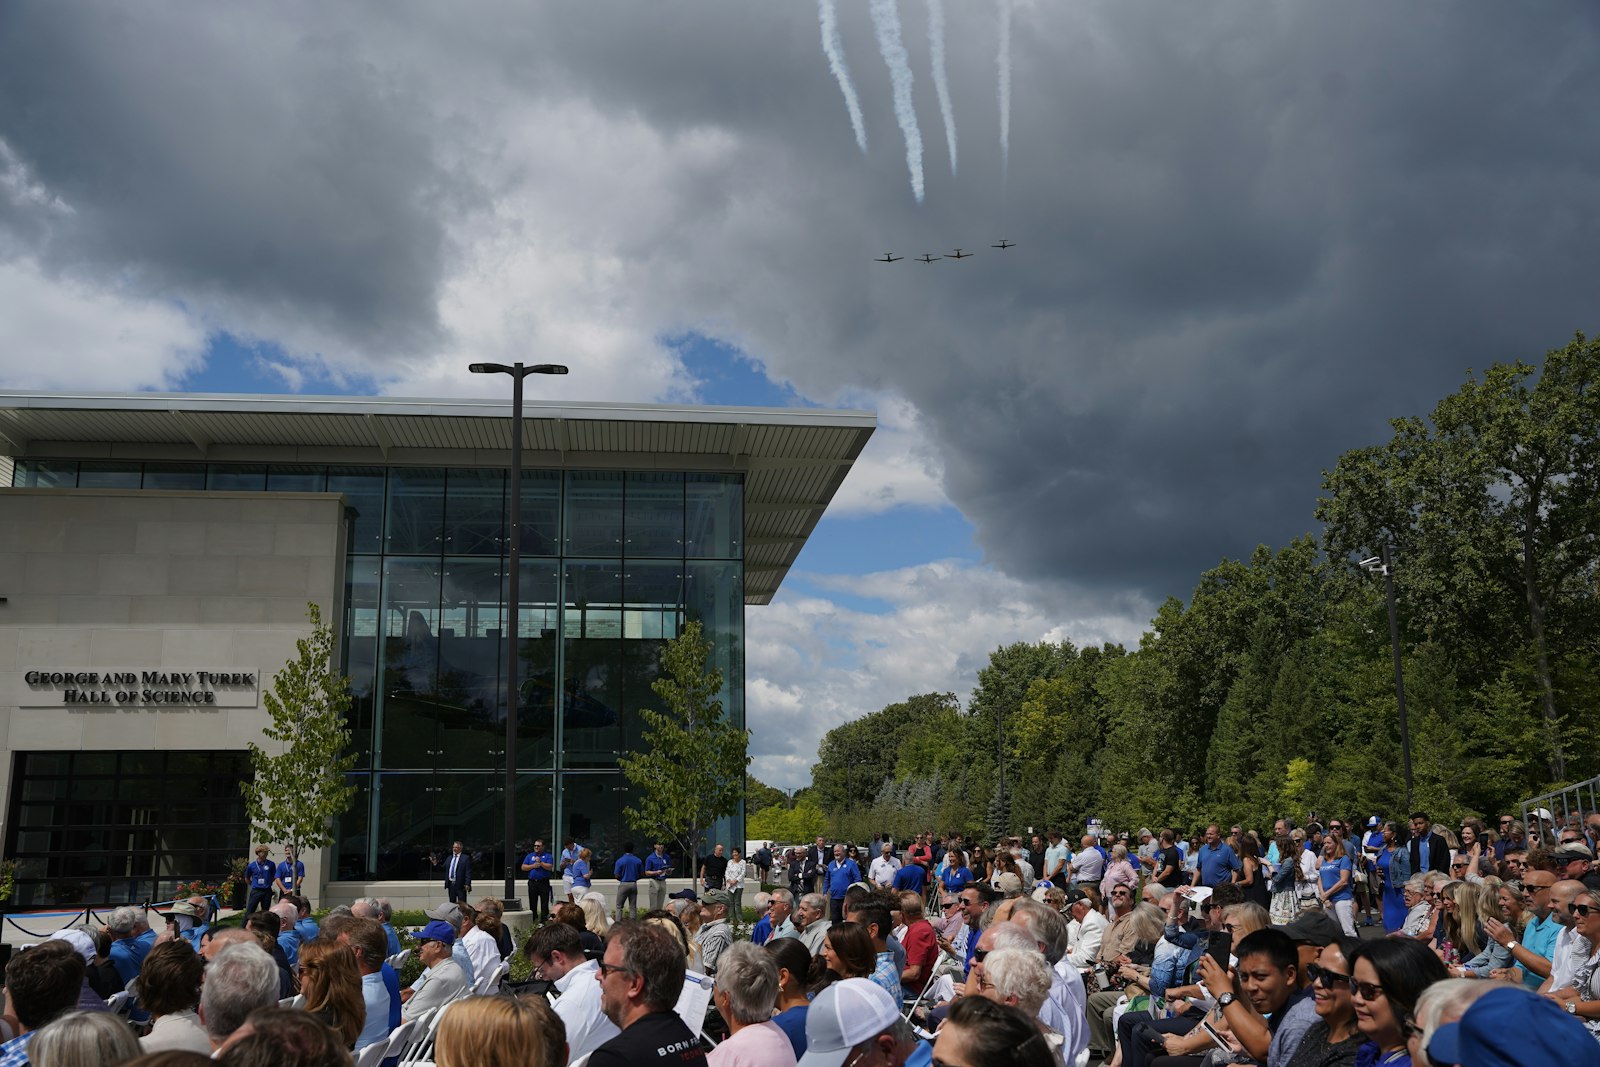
[469,361,569,909]
[1360,547,1414,812]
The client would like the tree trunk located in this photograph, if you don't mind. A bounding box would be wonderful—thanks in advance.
[1523,528,1566,780]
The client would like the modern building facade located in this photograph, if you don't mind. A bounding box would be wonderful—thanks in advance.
[0,392,872,907]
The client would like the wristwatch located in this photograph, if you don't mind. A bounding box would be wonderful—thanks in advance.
[1569,1001,1578,1015]
[1217,992,1236,1008]
[1506,938,1518,951]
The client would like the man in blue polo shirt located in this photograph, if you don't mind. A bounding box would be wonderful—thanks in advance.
[892,857,927,895]
[1485,870,1560,988]
[613,842,644,919]
[1192,823,1241,888]
[106,906,157,988]
[276,844,305,899]
[520,838,555,921]
[245,846,277,915]
[826,844,861,923]
[644,842,672,912]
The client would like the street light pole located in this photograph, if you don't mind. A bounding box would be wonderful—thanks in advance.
[470,361,569,909]
[1362,547,1414,812]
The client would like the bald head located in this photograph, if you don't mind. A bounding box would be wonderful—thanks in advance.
[1552,879,1587,924]
[203,927,255,961]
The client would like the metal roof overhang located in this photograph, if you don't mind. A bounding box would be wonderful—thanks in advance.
[0,391,876,605]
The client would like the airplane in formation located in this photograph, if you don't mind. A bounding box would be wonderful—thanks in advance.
[917,253,941,263]
[949,248,973,259]
[875,242,1015,263]
[875,253,903,262]
[992,239,1014,249]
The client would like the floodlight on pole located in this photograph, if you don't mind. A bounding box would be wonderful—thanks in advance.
[469,360,569,909]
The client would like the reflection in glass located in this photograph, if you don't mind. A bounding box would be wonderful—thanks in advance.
[514,563,561,770]
[328,467,386,555]
[564,471,623,557]
[436,558,504,769]
[563,562,623,766]
[377,558,442,769]
[76,462,143,489]
[516,471,563,556]
[267,465,328,492]
[142,464,207,490]
[685,561,744,717]
[207,465,267,492]
[343,558,381,767]
[444,468,504,555]
[385,468,446,555]
[686,473,742,558]
[12,459,78,488]
[625,472,683,557]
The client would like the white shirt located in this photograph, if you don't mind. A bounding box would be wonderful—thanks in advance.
[140,1009,211,1054]
[552,959,621,1061]
[1067,909,1108,968]
[1051,959,1089,1067]
[869,856,901,886]
[1071,850,1105,883]
[724,859,747,887]
[461,927,499,987]
[1548,924,1587,992]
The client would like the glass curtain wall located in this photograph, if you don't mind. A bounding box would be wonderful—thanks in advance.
[10,459,744,882]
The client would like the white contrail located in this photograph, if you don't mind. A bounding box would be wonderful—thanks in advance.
[998,0,1011,183]
[869,0,925,203]
[926,0,957,177]
[818,0,868,153]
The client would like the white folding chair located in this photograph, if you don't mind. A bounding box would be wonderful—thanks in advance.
[397,1007,444,1064]
[386,948,411,970]
[279,993,305,1009]
[354,1039,389,1067]
[105,990,134,1018]
[474,960,509,995]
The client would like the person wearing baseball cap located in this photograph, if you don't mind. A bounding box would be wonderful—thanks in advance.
[800,977,923,1066]
[1424,984,1600,1067]
[401,920,466,1022]
[698,889,734,975]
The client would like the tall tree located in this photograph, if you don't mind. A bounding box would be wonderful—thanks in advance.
[243,603,359,859]
[1319,333,1600,779]
[620,620,750,867]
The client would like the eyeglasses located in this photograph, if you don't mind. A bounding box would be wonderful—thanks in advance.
[971,948,989,962]
[596,960,633,978]
[1112,890,1131,897]
[1572,904,1596,918]
[1307,963,1352,989]
[1500,820,1514,826]
[1350,978,1386,1002]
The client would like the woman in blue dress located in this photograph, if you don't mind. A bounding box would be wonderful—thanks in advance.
[1378,821,1411,933]
[941,850,973,894]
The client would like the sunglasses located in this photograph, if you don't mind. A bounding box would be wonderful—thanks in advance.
[1223,922,1240,932]
[1307,963,1352,989]
[942,901,960,910]
[971,948,989,963]
[596,960,632,978]
[1350,978,1386,1002]
[1573,904,1596,918]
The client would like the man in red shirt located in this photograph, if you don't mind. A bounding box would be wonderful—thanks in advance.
[897,891,939,998]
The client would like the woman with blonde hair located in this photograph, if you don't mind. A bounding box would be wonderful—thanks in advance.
[434,994,566,1067]
[295,939,365,1049]
[578,894,610,939]
[28,1010,140,1066]
[1223,902,1270,951]
[1452,881,1512,977]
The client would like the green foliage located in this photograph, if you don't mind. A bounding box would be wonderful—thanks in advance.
[619,620,750,863]
[799,335,1600,838]
[746,774,787,813]
[748,797,826,843]
[243,603,358,856]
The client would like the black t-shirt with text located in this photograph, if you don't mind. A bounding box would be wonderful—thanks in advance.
[587,1010,708,1067]
[1156,845,1185,887]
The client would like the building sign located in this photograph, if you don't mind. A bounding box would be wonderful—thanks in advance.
[17,670,260,709]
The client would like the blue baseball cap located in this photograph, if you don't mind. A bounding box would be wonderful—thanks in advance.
[416,919,457,947]
[1427,986,1600,1067]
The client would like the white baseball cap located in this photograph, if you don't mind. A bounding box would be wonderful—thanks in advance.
[800,978,901,1067]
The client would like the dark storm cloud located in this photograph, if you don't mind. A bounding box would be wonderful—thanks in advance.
[2,1,1598,609]
[0,4,454,357]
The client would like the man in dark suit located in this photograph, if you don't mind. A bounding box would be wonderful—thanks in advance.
[802,835,829,896]
[1409,812,1450,873]
[444,840,473,903]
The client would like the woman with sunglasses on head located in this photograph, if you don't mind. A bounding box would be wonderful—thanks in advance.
[1548,889,1600,1041]
[1287,938,1365,1067]
[1346,938,1448,1067]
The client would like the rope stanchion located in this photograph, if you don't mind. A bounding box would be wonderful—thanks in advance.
[2,909,88,939]
[3,893,224,943]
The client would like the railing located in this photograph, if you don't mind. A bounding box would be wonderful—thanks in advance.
[1519,774,1600,846]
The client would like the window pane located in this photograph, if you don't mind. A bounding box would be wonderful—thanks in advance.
[142,464,207,490]
[513,561,561,771]
[385,468,446,555]
[516,470,563,557]
[328,467,386,555]
[685,562,743,725]
[76,462,143,489]
[621,562,682,756]
[343,557,381,767]
[207,465,267,491]
[437,558,505,769]
[563,562,623,767]
[14,460,77,488]
[267,465,327,492]
[686,474,742,558]
[377,557,442,769]
[624,472,683,558]
[443,468,504,556]
[563,472,622,557]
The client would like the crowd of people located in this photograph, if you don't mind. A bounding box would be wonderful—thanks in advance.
[2,811,1599,1066]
